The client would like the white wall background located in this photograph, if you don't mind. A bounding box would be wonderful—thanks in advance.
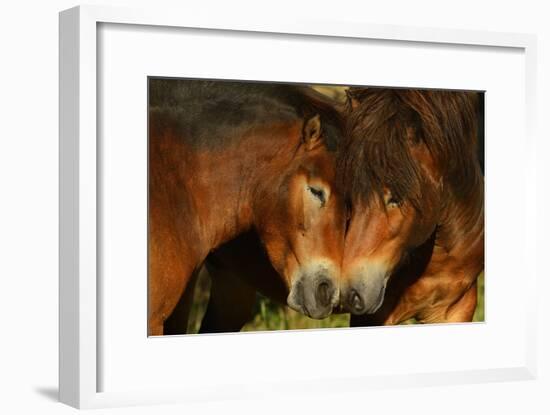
[0,1,548,414]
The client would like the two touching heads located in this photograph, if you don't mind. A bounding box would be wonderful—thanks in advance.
[272,87,472,319]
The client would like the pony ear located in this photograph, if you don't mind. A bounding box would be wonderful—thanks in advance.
[303,114,322,150]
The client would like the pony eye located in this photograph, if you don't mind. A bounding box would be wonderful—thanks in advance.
[387,196,402,208]
[308,186,326,205]
[385,191,402,208]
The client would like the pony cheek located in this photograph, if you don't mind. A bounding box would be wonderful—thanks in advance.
[302,200,319,232]
[404,220,432,249]
[260,236,293,285]
[386,210,408,239]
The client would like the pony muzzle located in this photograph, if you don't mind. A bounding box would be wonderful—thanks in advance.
[287,270,339,319]
[342,266,389,315]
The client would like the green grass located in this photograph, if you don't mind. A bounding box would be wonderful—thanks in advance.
[186,270,484,333]
[242,295,350,332]
[186,268,212,334]
[473,272,485,322]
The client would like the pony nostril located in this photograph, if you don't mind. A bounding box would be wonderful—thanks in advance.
[287,280,305,312]
[349,290,364,314]
[315,281,332,307]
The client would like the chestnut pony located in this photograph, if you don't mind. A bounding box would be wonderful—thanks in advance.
[149,79,346,335]
[339,87,484,324]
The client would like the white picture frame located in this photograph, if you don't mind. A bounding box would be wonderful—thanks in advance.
[59,4,538,409]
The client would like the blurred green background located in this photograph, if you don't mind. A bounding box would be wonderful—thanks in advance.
[186,271,484,333]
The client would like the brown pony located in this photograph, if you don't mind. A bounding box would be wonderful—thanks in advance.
[148,79,347,335]
[338,87,484,324]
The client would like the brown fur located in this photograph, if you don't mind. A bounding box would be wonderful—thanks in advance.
[341,87,484,324]
[148,80,347,335]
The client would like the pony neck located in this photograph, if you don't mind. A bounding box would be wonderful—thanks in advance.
[435,168,484,255]
[189,123,301,253]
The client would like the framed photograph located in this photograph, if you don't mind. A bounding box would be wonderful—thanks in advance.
[59,5,538,409]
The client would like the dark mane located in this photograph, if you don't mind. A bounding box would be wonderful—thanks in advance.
[338,87,480,208]
[149,78,343,151]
